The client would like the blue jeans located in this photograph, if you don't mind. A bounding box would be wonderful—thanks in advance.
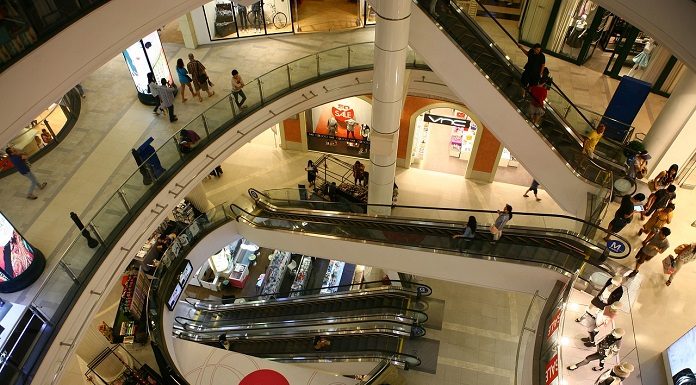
[23,171,41,196]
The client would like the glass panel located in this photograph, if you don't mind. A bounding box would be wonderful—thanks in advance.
[240,78,263,110]
[288,55,319,86]
[60,236,101,280]
[348,43,374,68]
[263,0,292,34]
[200,101,233,136]
[259,66,290,101]
[153,138,183,175]
[318,46,350,76]
[120,169,151,210]
[32,265,80,323]
[91,195,129,239]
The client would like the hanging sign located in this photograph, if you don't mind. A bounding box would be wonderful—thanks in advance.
[424,113,471,127]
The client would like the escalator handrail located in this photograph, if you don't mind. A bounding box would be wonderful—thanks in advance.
[175,313,421,332]
[176,321,415,339]
[187,280,432,309]
[251,188,629,249]
[423,0,619,177]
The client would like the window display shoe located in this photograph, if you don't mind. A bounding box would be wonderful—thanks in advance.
[592,367,603,371]
[567,365,577,371]
[39,182,47,189]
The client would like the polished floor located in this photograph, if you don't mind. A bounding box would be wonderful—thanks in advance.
[0,13,686,385]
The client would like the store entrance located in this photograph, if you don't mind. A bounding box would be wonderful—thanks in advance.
[293,0,362,33]
[410,107,535,187]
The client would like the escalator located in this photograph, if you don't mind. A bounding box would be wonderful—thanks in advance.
[236,188,631,275]
[409,0,625,216]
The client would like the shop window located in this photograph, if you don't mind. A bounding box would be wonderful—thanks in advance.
[262,0,292,34]
[544,0,598,61]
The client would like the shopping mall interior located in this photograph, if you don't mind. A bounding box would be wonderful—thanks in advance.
[0,1,695,385]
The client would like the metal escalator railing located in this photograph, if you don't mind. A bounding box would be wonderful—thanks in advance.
[416,0,625,183]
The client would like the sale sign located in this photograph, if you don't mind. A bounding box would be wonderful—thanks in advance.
[546,308,561,342]
[332,104,355,123]
[545,354,559,385]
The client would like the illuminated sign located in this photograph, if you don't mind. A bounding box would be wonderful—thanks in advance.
[545,354,559,385]
[331,104,355,123]
[424,113,471,127]
[0,211,45,292]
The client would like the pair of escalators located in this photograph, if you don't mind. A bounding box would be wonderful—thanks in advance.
[175,283,430,369]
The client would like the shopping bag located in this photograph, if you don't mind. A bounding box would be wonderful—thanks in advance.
[662,255,676,275]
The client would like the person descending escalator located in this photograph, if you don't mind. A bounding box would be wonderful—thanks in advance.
[313,336,331,351]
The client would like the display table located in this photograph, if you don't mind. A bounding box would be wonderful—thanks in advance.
[260,250,291,298]
[320,260,345,294]
[290,256,313,297]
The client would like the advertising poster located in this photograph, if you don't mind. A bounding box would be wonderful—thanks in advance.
[667,326,696,385]
[307,97,371,159]
[123,31,173,95]
[0,212,44,292]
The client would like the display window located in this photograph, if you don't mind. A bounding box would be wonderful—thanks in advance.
[202,0,292,41]
[1,90,79,175]
[306,96,371,159]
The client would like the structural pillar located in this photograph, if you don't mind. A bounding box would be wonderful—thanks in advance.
[465,125,504,182]
[368,0,411,214]
[643,69,696,178]
[178,13,198,49]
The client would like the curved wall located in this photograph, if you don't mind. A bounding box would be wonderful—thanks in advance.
[31,69,457,385]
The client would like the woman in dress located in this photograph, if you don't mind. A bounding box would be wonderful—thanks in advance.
[638,203,674,245]
[176,58,200,103]
[649,164,678,192]
[491,204,513,242]
[305,160,318,188]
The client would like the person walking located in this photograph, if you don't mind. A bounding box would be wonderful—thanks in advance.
[603,193,645,241]
[230,69,247,109]
[649,164,678,192]
[187,53,215,99]
[665,243,696,286]
[583,124,606,159]
[453,216,477,251]
[176,58,199,102]
[523,179,542,201]
[352,161,365,186]
[6,146,47,200]
[147,72,162,115]
[490,204,512,242]
[567,328,624,371]
[628,227,671,277]
[518,43,546,98]
[156,78,178,122]
[643,184,676,219]
[305,160,318,188]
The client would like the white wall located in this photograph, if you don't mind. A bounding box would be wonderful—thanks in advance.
[409,4,594,217]
[594,0,696,73]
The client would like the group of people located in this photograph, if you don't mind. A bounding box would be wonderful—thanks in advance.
[603,163,695,286]
[452,204,513,249]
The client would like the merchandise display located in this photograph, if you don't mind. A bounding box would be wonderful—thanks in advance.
[320,260,345,294]
[260,250,290,298]
[112,265,149,343]
[0,211,45,293]
[289,255,313,297]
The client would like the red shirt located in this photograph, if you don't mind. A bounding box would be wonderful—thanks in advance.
[529,85,548,107]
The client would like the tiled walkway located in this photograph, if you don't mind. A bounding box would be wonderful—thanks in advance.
[0,14,680,385]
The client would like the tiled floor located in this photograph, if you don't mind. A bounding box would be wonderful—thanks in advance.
[0,13,685,385]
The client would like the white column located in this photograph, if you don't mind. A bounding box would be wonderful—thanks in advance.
[368,0,411,214]
[178,13,198,49]
[643,69,696,178]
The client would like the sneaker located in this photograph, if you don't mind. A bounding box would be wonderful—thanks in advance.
[567,365,577,371]
[153,111,160,115]
[592,367,603,371]
[39,182,47,189]
[241,105,248,109]
[575,318,582,322]
[583,341,595,347]
[628,270,638,278]
[523,194,529,197]
[536,198,541,201]
[27,195,38,200]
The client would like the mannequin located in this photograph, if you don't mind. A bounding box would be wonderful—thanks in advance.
[581,303,620,346]
[567,14,588,48]
[595,362,634,385]
[568,328,624,371]
[576,275,624,323]
[627,38,654,77]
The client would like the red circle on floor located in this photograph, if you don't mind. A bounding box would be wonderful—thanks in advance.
[239,369,290,385]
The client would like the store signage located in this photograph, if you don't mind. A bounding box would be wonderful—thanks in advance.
[332,104,355,123]
[546,308,561,342]
[545,354,559,385]
[606,239,629,258]
[424,113,470,128]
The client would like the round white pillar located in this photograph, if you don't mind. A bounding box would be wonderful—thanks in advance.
[368,0,411,214]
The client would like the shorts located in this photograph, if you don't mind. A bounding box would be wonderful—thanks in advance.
[635,249,656,263]
[609,217,628,232]
[529,104,545,118]
[193,80,209,92]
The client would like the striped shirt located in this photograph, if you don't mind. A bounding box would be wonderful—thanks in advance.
[156,84,176,108]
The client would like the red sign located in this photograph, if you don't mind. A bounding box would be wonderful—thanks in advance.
[545,354,559,385]
[546,309,561,341]
[239,369,290,385]
[332,104,354,123]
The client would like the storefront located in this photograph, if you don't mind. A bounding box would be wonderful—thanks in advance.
[518,0,685,95]
[305,96,371,159]
[0,88,81,177]
[191,0,375,44]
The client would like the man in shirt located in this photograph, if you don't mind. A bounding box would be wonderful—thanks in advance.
[629,226,670,277]
[5,146,47,200]
[518,43,546,98]
[156,78,178,122]
[528,72,551,125]
[583,124,606,159]
[230,69,247,109]
[644,184,676,217]
[603,193,645,241]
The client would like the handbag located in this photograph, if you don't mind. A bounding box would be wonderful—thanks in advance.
[663,255,676,274]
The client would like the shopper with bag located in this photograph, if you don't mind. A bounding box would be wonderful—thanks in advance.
[628,227,671,278]
[186,53,215,99]
[176,58,200,102]
[664,243,696,286]
[490,204,512,242]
